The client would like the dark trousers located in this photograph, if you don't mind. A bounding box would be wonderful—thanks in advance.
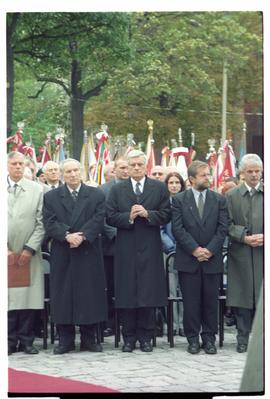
[57,324,96,346]
[121,307,155,345]
[179,269,221,344]
[8,309,36,349]
[232,307,255,345]
[104,255,115,330]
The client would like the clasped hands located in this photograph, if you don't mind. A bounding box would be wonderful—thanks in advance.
[8,249,32,266]
[244,233,263,247]
[66,232,85,248]
[192,246,213,262]
[129,204,148,221]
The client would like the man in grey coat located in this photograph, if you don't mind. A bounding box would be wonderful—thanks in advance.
[226,153,263,353]
[8,152,44,355]
[106,150,171,353]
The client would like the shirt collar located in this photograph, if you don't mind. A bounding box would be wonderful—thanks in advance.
[7,176,23,188]
[66,183,81,194]
[191,187,207,199]
[244,182,260,192]
[131,176,146,192]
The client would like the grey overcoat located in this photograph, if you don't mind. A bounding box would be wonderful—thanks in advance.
[226,182,263,309]
[8,177,45,310]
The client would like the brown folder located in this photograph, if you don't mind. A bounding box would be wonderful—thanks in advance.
[8,252,30,288]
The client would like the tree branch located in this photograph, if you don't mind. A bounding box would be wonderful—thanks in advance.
[28,82,48,98]
[83,79,107,100]
[36,76,71,96]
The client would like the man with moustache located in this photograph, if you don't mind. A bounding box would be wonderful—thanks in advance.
[43,158,107,354]
[106,150,171,352]
[172,160,228,355]
[226,154,263,353]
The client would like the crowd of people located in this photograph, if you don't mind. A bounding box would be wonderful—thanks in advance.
[7,149,264,357]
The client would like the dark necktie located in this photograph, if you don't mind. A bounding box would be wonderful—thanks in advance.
[197,192,204,219]
[250,187,256,197]
[71,190,78,202]
[135,182,142,195]
[13,183,18,195]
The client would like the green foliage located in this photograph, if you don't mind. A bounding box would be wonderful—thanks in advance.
[9,11,263,158]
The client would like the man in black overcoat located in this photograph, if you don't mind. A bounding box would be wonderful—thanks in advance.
[43,158,107,354]
[106,150,171,352]
[172,160,228,355]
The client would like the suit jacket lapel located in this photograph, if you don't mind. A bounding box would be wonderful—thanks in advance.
[139,176,154,203]
[70,184,89,227]
[124,178,138,203]
[201,189,212,224]
[60,185,73,217]
[186,189,202,226]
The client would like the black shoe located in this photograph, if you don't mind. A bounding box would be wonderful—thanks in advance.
[236,343,247,353]
[103,328,114,337]
[187,342,200,354]
[202,342,217,355]
[53,343,75,355]
[140,341,153,352]
[23,345,39,355]
[179,328,186,337]
[80,342,103,352]
[122,342,135,352]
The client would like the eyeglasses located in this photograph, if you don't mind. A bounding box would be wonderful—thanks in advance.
[152,172,163,176]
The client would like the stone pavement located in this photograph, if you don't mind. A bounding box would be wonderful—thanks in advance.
[8,326,248,394]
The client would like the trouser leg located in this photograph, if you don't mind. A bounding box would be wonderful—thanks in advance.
[8,310,18,349]
[121,308,137,345]
[57,324,76,346]
[200,273,221,344]
[179,270,201,343]
[17,309,36,347]
[80,324,97,345]
[232,307,254,345]
[137,307,155,344]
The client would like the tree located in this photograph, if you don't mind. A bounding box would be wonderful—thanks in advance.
[8,12,130,158]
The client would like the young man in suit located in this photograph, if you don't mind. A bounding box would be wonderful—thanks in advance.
[106,150,171,352]
[172,160,228,355]
[43,158,107,354]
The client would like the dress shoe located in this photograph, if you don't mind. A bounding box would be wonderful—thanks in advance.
[187,342,200,354]
[236,343,247,353]
[53,343,75,355]
[103,328,114,337]
[140,341,153,352]
[80,342,103,352]
[23,345,39,354]
[202,342,217,355]
[179,328,186,337]
[122,342,135,352]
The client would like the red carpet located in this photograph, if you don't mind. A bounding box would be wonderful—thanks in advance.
[9,368,119,393]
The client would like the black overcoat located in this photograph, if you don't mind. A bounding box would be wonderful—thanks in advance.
[106,177,171,308]
[43,183,107,324]
[172,189,229,273]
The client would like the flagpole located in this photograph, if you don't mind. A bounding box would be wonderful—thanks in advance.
[221,60,228,145]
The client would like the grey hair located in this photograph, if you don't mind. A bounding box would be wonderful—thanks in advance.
[239,154,263,171]
[60,158,83,173]
[7,151,26,161]
[43,160,60,172]
[127,149,147,164]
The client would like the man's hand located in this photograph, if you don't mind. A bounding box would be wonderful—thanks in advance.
[244,234,264,247]
[129,205,149,221]
[66,232,84,248]
[18,249,32,266]
[192,247,213,262]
